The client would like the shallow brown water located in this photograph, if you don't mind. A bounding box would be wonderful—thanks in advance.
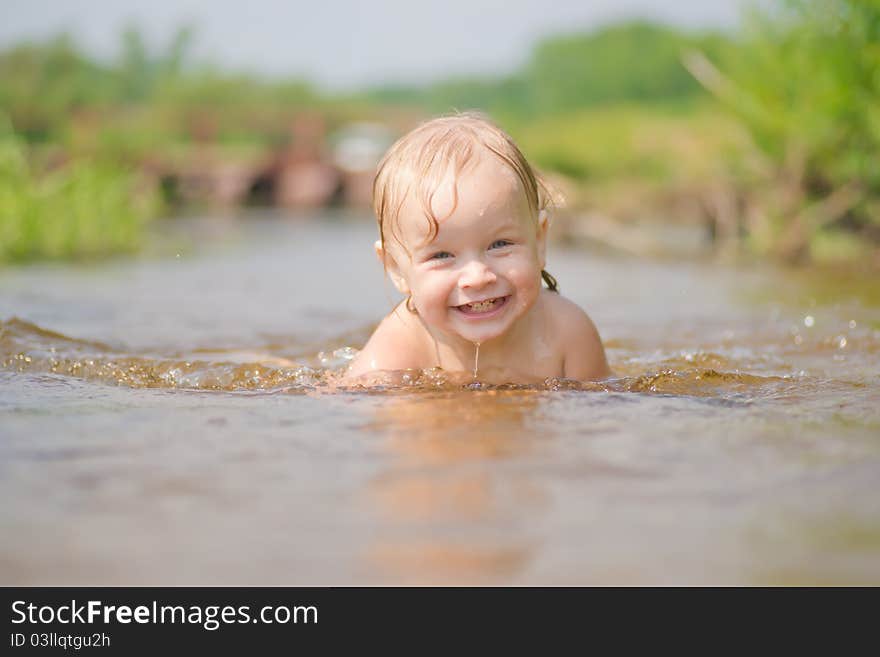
[1,212,879,585]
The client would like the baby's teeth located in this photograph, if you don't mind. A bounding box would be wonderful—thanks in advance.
[468,299,495,311]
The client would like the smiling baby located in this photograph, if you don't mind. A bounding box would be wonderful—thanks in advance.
[345,112,610,384]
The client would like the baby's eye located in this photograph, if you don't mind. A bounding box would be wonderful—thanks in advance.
[489,239,512,249]
[429,251,454,260]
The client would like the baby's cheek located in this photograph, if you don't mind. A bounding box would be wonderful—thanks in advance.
[417,275,453,313]
[525,280,541,308]
[508,263,540,293]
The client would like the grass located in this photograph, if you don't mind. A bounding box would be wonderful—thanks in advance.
[0,119,161,262]
[500,101,749,223]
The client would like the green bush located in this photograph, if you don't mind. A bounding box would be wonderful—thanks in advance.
[685,0,880,261]
[0,120,160,261]
[508,102,742,185]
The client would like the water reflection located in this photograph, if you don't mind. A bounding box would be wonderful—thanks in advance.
[2,217,880,584]
[748,506,880,585]
[363,390,548,584]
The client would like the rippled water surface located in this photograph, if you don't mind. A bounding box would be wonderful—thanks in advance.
[2,212,879,584]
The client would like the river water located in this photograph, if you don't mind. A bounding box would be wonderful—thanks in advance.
[2,212,879,584]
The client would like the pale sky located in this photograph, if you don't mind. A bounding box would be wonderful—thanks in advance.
[1,0,745,91]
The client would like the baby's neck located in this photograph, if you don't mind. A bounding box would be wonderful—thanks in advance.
[420,315,532,375]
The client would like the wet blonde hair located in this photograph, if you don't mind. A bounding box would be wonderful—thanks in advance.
[372,111,559,292]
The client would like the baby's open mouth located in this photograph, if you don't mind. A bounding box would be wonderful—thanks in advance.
[454,296,509,316]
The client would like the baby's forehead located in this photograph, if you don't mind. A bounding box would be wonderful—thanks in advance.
[392,174,529,251]
[394,154,528,239]
[433,156,522,216]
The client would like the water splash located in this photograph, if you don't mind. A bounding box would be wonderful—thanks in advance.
[3,317,869,399]
[0,317,324,393]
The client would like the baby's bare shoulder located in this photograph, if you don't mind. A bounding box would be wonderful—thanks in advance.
[344,307,427,379]
[543,293,611,380]
[541,292,594,334]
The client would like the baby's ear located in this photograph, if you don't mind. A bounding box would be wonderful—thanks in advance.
[374,240,410,295]
[536,210,550,269]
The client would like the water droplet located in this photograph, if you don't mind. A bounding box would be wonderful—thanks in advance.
[804,315,815,327]
[848,320,857,329]
[334,346,358,361]
[837,336,847,349]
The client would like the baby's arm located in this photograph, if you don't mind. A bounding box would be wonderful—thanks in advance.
[555,297,611,381]
[343,308,424,380]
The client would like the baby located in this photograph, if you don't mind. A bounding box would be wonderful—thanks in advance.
[345,112,610,383]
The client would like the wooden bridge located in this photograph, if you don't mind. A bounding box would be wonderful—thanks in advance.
[122,114,398,212]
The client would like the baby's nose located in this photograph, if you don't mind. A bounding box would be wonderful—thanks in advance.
[458,259,497,288]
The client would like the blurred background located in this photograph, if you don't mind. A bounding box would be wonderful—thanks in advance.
[3,1,880,587]
[1,0,878,267]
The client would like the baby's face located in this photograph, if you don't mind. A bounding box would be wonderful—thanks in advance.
[385,151,547,345]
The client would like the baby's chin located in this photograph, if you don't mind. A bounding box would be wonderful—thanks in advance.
[445,319,511,345]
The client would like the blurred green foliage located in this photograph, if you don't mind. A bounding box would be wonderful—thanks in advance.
[524,21,728,113]
[685,0,880,262]
[0,118,160,261]
[0,26,320,158]
[0,3,877,265]
[508,103,735,184]
[366,21,729,117]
